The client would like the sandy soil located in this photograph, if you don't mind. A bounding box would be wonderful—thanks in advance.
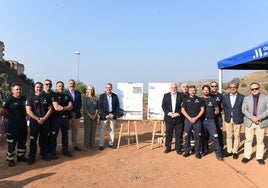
[0,120,267,188]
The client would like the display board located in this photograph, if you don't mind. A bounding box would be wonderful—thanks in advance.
[117,83,143,120]
[147,83,171,120]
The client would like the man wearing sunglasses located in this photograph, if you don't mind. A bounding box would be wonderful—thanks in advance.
[210,81,224,152]
[42,79,57,159]
[241,82,268,165]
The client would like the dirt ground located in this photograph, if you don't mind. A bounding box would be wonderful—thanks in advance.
[0,120,267,188]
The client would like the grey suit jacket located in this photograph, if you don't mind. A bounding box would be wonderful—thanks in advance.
[242,93,268,128]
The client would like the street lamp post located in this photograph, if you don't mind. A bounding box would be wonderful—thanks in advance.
[74,51,80,82]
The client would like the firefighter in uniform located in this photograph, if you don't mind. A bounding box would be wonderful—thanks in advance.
[181,85,205,159]
[50,81,73,158]
[26,82,53,164]
[210,81,224,152]
[42,79,58,159]
[0,84,28,167]
[201,85,223,161]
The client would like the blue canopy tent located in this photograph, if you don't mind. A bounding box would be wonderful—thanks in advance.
[217,41,268,92]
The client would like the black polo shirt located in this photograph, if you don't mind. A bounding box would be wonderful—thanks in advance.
[210,92,223,112]
[181,96,205,118]
[52,93,72,117]
[203,97,218,119]
[2,95,26,124]
[26,94,52,117]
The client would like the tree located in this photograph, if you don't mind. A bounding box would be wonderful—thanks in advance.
[0,73,10,105]
[231,78,240,83]
[76,81,87,96]
[241,83,247,88]
[264,83,268,92]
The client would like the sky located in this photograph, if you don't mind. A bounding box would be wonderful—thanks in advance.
[1,0,268,93]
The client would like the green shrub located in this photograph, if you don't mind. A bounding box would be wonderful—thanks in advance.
[241,83,247,88]
[264,83,268,91]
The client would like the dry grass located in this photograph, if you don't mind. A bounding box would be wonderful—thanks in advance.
[223,71,268,95]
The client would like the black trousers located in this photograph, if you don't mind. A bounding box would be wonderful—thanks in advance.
[50,116,70,155]
[165,119,183,151]
[6,124,27,161]
[215,116,224,151]
[29,120,50,160]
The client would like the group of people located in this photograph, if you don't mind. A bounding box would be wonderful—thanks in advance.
[162,81,268,165]
[0,80,120,167]
[1,79,267,167]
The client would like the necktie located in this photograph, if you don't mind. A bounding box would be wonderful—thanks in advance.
[253,95,259,116]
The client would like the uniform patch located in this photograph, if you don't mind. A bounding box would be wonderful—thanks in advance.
[208,102,213,106]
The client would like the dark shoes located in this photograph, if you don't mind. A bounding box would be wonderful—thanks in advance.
[242,158,265,165]
[225,152,233,157]
[163,149,171,153]
[202,151,209,157]
[17,156,29,162]
[99,146,104,151]
[63,152,73,157]
[108,145,115,149]
[242,158,250,164]
[73,146,82,152]
[41,156,51,161]
[176,150,183,155]
[257,159,265,165]
[225,152,238,159]
[233,153,239,159]
[28,159,36,165]
[8,160,15,167]
[50,154,58,160]
[195,154,202,159]
[216,155,224,161]
[183,152,190,158]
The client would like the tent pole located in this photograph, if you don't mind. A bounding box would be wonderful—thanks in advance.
[219,69,222,93]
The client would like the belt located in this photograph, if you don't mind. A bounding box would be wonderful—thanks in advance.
[204,118,214,120]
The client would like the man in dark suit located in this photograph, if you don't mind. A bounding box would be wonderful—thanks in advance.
[98,83,119,150]
[222,80,244,159]
[241,82,268,165]
[162,83,184,155]
[65,79,82,151]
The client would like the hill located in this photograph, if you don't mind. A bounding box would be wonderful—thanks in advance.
[176,71,268,96]
[236,71,268,95]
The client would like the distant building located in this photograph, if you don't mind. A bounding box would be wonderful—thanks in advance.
[0,41,4,61]
[8,60,25,75]
[0,41,25,75]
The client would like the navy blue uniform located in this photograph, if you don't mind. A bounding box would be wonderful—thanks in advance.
[42,91,56,156]
[211,92,224,150]
[201,97,222,158]
[50,93,72,156]
[181,96,205,155]
[26,94,52,161]
[2,95,27,162]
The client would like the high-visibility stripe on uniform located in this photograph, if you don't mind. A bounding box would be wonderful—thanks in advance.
[7,151,15,160]
[6,138,13,143]
[17,148,26,156]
